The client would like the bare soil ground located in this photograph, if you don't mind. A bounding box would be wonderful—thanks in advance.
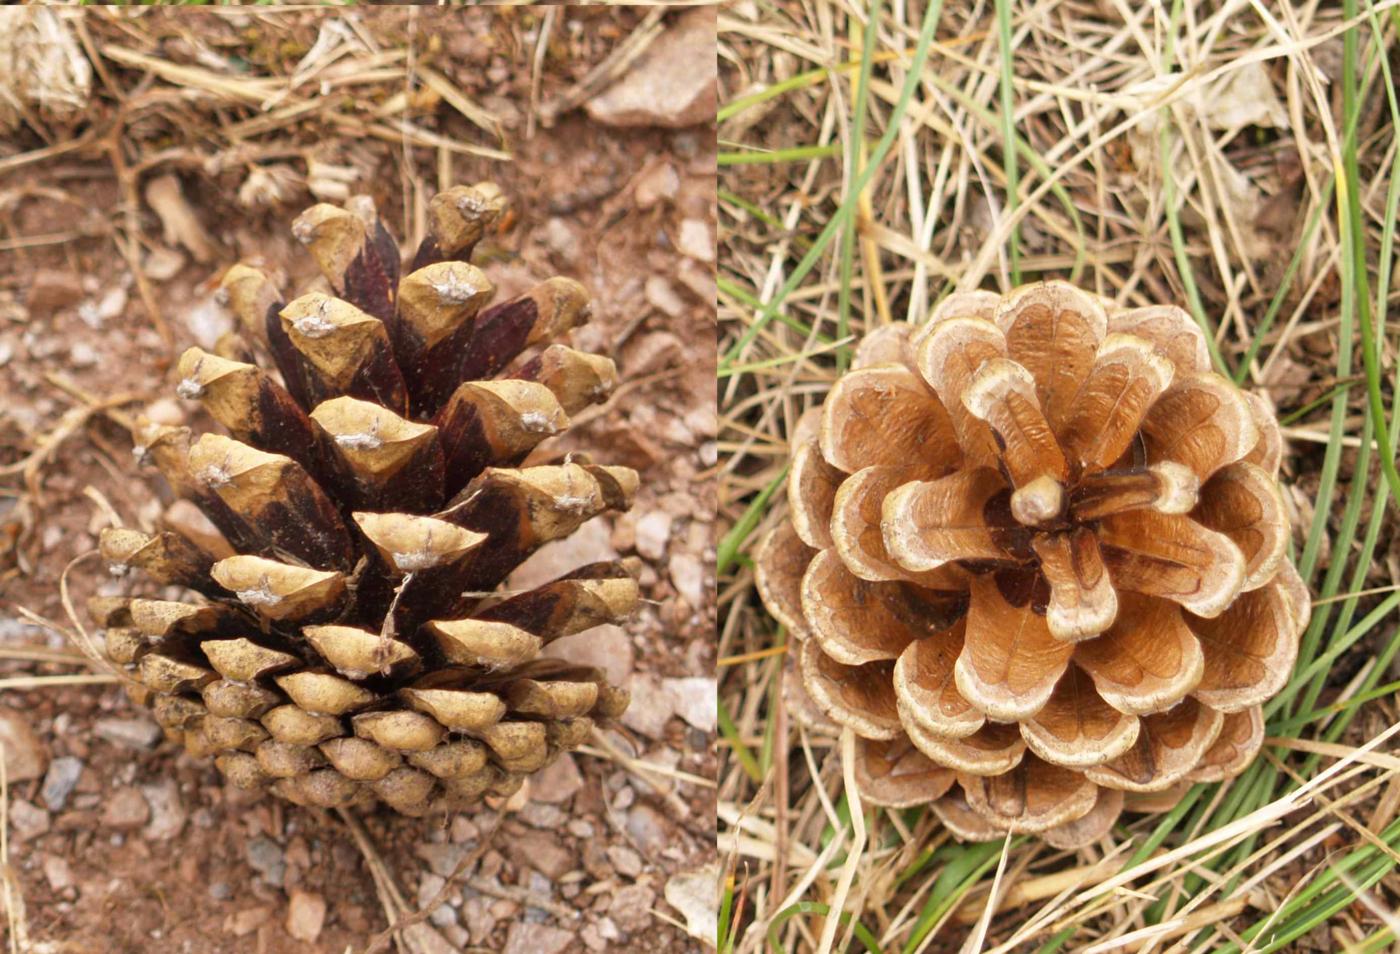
[1,7,715,953]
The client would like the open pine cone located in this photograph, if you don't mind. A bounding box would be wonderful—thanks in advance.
[93,183,636,816]
[755,282,1309,847]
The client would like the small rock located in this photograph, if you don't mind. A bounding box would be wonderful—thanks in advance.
[40,756,83,811]
[669,551,706,609]
[665,861,721,945]
[677,218,714,263]
[102,787,150,829]
[417,873,456,928]
[645,276,686,318]
[441,923,470,948]
[581,923,607,952]
[634,161,680,208]
[399,920,460,953]
[508,517,617,593]
[0,709,47,782]
[529,753,584,805]
[42,854,74,892]
[462,896,496,944]
[626,803,673,857]
[607,845,644,878]
[246,836,286,886]
[505,831,574,881]
[610,883,657,933]
[142,246,187,281]
[520,802,568,830]
[502,922,573,954]
[209,881,233,901]
[621,675,675,738]
[450,816,479,843]
[69,341,99,367]
[8,799,49,842]
[634,511,673,561]
[626,331,684,376]
[141,778,187,841]
[663,677,717,734]
[543,218,581,265]
[544,624,634,686]
[430,902,458,929]
[186,295,233,350]
[224,905,272,938]
[677,257,717,304]
[286,889,327,943]
[414,842,470,879]
[585,8,716,129]
[418,872,446,907]
[79,287,127,328]
[612,786,636,812]
[93,716,162,750]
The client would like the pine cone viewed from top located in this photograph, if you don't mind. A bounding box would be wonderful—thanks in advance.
[755,282,1308,847]
[96,184,635,816]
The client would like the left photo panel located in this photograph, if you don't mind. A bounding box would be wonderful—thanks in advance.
[0,6,717,952]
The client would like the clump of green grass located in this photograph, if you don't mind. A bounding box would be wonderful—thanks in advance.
[718,1,1400,950]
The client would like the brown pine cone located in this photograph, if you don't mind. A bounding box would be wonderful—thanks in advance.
[755,282,1308,847]
[95,184,635,816]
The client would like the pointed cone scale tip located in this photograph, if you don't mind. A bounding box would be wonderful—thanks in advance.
[279,293,396,396]
[291,204,366,286]
[399,261,494,347]
[211,555,345,620]
[401,687,507,732]
[201,638,299,683]
[428,182,507,255]
[99,528,156,569]
[138,653,216,694]
[352,710,446,752]
[218,264,281,337]
[256,740,328,779]
[522,346,618,414]
[425,618,543,670]
[187,432,287,489]
[280,292,377,340]
[353,511,486,572]
[311,397,436,476]
[302,624,421,679]
[260,705,345,746]
[203,679,280,720]
[408,739,488,779]
[320,737,402,781]
[175,346,254,401]
[506,679,599,719]
[274,671,377,716]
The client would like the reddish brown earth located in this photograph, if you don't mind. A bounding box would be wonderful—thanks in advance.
[0,7,716,952]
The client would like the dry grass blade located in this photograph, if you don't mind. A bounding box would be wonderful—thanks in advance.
[719,1,1400,950]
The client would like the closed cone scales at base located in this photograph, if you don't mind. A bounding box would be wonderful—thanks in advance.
[754,281,1308,846]
[97,183,637,816]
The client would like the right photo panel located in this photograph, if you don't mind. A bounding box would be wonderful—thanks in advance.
[718,2,1400,951]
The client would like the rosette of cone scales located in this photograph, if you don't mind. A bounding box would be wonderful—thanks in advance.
[754,281,1308,847]
[94,184,637,816]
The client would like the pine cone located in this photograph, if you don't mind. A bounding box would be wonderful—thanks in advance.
[755,282,1308,847]
[95,184,636,816]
